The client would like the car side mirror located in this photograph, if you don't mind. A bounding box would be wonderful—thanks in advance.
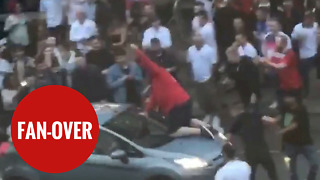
[110,150,129,164]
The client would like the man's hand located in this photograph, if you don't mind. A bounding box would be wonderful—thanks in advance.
[130,44,139,50]
[262,116,278,124]
[250,93,257,104]
[101,68,109,75]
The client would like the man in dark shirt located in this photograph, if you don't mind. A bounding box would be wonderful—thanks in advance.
[233,56,261,107]
[214,0,241,64]
[145,38,177,79]
[72,56,109,102]
[274,0,303,36]
[282,96,318,180]
[266,96,319,180]
[86,37,115,72]
[227,103,278,180]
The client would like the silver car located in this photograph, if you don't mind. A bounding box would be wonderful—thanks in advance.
[0,103,224,180]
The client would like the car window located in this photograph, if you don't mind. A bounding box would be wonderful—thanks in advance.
[94,129,139,157]
[105,111,173,148]
[106,112,149,140]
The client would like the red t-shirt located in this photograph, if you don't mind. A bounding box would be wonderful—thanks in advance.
[271,50,302,90]
[135,50,190,115]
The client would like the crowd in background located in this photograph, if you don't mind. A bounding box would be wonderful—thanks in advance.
[0,0,320,179]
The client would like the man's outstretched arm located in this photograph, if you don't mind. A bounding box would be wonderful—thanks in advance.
[131,44,161,76]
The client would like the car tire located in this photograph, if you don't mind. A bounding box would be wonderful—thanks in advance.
[147,175,174,180]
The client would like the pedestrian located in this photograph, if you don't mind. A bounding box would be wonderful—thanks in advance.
[69,8,98,54]
[275,0,303,36]
[131,44,217,138]
[142,16,172,49]
[54,42,77,86]
[86,37,115,72]
[145,38,177,79]
[0,73,30,129]
[263,35,302,110]
[4,1,29,47]
[71,56,108,103]
[11,45,36,84]
[107,48,143,105]
[265,96,319,180]
[233,18,255,44]
[40,0,66,44]
[215,143,251,180]
[235,33,259,62]
[214,0,241,63]
[262,17,291,58]
[254,7,269,54]
[233,55,261,107]
[291,11,318,97]
[197,11,218,61]
[192,2,206,33]
[227,103,278,180]
[187,34,222,132]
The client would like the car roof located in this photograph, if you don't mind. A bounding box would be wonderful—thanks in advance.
[92,103,131,125]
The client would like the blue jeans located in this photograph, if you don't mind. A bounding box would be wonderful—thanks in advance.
[299,57,316,97]
[284,143,319,180]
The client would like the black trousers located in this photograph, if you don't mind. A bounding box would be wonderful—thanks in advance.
[246,150,278,180]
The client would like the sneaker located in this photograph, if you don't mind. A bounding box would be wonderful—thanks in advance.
[200,126,218,139]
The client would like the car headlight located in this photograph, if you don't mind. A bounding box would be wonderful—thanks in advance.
[174,158,208,169]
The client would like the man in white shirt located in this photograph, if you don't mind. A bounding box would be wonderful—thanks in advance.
[40,0,67,43]
[198,11,218,61]
[142,17,172,49]
[235,33,258,62]
[192,2,210,33]
[196,0,214,19]
[187,34,223,133]
[68,0,92,25]
[262,18,292,58]
[291,11,318,96]
[215,143,251,180]
[70,9,98,54]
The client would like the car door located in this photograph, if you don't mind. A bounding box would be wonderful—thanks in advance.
[49,128,147,180]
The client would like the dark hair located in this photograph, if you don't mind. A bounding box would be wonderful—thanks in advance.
[222,143,236,159]
[150,38,160,45]
[198,10,208,20]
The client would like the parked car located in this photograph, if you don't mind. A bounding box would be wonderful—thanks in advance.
[0,103,224,180]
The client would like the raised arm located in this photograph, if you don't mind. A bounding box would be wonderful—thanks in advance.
[131,44,162,76]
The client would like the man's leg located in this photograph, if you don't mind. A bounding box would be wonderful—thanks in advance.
[246,155,258,180]
[302,145,319,180]
[284,144,299,180]
[261,153,279,180]
[299,58,314,97]
[170,127,201,138]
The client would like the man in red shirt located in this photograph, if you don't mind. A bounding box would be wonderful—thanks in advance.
[131,44,216,138]
[263,35,302,106]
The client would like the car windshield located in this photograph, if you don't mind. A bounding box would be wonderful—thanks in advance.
[103,110,173,148]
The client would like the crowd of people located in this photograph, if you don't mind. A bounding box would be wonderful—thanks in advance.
[0,0,320,179]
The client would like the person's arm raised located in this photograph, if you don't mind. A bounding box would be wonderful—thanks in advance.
[130,44,161,76]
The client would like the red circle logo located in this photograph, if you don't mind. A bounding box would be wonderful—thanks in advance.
[11,86,99,173]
